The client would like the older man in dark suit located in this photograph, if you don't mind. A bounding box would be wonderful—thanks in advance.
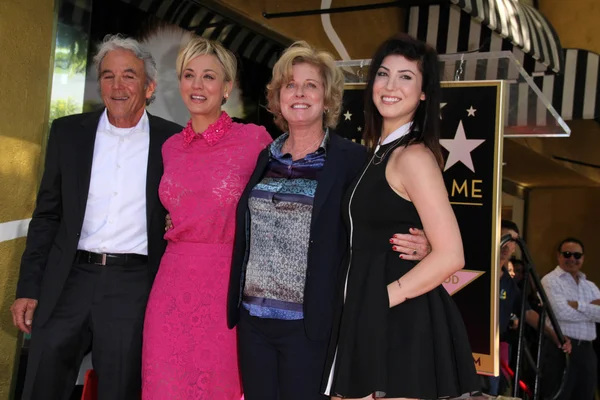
[10,34,181,400]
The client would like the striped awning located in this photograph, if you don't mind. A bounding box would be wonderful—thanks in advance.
[71,0,286,68]
[489,48,600,128]
[408,4,551,79]
[534,48,600,121]
[449,0,563,73]
[409,4,599,125]
[120,0,287,67]
[59,0,287,67]
[475,48,600,130]
[408,2,564,79]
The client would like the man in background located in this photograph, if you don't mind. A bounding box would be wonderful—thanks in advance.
[542,237,599,400]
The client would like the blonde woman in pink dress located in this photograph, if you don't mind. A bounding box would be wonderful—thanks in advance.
[141,37,272,399]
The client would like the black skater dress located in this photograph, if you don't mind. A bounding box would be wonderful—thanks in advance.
[322,131,480,399]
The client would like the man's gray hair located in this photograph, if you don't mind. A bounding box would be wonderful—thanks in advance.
[93,34,158,105]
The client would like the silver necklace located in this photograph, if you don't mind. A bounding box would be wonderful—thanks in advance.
[283,135,323,158]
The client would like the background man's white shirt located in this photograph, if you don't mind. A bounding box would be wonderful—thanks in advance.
[542,265,600,341]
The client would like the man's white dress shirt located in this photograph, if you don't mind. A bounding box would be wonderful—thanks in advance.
[77,110,150,255]
[542,265,600,341]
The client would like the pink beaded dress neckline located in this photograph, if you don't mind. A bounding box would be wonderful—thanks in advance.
[182,112,233,147]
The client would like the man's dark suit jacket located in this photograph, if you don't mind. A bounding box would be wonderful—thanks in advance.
[15,109,182,327]
[227,133,368,341]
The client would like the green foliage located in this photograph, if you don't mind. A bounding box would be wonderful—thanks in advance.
[49,98,81,124]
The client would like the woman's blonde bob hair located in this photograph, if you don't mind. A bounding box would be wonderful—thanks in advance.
[176,36,237,84]
[266,41,344,132]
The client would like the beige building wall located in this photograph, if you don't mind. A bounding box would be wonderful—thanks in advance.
[540,0,600,55]
[0,1,56,398]
[520,1,600,282]
[215,0,405,58]
[526,188,600,285]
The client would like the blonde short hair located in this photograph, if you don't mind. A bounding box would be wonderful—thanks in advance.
[176,36,237,83]
[266,41,344,132]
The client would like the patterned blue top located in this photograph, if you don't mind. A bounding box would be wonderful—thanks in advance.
[242,130,329,320]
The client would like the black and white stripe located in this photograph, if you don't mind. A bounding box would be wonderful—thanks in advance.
[448,0,563,73]
[496,48,600,128]
[121,0,285,67]
[407,4,600,125]
[60,0,285,67]
[535,49,600,121]
[408,4,556,80]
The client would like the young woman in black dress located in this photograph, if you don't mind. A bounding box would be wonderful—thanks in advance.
[323,33,480,400]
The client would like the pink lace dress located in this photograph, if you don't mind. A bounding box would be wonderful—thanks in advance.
[142,112,272,399]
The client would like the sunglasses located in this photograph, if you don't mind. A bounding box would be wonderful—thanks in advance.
[561,251,583,260]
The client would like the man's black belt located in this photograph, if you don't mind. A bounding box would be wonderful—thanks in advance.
[76,250,148,266]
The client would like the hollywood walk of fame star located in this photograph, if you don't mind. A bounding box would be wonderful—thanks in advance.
[440,121,485,173]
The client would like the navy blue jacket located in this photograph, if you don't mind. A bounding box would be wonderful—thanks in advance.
[227,133,367,340]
